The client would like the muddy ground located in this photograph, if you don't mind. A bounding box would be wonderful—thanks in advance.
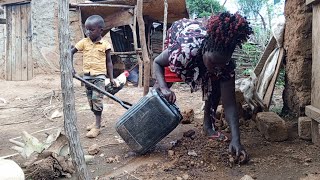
[0,74,319,180]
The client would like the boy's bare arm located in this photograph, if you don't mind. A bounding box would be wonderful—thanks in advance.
[70,47,78,75]
[106,49,115,83]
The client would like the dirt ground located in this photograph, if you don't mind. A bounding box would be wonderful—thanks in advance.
[0,74,319,180]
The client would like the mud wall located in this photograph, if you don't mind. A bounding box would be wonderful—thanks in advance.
[0,1,84,79]
[283,0,312,116]
[31,0,83,74]
[31,0,60,74]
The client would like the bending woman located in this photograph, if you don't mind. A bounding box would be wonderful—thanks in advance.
[153,12,253,164]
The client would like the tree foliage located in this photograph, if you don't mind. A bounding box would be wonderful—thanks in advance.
[187,0,224,18]
[237,0,268,30]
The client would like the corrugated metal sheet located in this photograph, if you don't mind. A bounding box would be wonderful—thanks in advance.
[110,26,135,52]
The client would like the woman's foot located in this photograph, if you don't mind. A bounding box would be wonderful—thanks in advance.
[207,131,229,142]
[86,128,100,138]
[204,127,229,142]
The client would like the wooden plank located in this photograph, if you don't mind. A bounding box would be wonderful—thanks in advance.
[21,4,28,80]
[254,37,277,76]
[162,0,168,50]
[263,48,284,108]
[111,51,141,55]
[10,5,17,80]
[26,3,32,80]
[312,5,320,109]
[77,7,85,38]
[311,119,320,146]
[72,3,134,8]
[130,6,143,88]
[5,6,12,80]
[137,0,151,95]
[306,105,320,123]
[14,4,22,80]
[0,0,30,5]
[306,0,320,6]
[58,0,90,179]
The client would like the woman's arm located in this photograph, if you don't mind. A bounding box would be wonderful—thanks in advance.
[220,77,248,164]
[153,49,176,103]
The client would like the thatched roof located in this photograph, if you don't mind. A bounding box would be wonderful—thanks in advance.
[73,0,189,27]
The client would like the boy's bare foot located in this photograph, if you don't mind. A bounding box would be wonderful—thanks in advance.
[86,123,105,131]
[86,128,100,138]
[86,123,96,131]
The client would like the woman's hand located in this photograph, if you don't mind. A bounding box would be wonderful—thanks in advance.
[229,140,249,164]
[160,87,176,104]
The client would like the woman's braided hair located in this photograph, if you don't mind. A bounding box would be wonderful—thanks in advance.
[202,11,253,53]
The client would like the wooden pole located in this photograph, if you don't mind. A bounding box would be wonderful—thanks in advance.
[58,0,90,179]
[111,50,142,55]
[129,6,143,87]
[137,0,150,95]
[162,0,168,50]
[70,3,134,8]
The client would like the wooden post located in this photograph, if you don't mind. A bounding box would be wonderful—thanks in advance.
[130,6,143,87]
[58,0,90,179]
[137,0,150,95]
[163,0,168,50]
[147,22,154,78]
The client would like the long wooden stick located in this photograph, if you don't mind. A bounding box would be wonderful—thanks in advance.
[73,74,132,109]
[137,0,150,95]
[130,6,143,88]
[58,0,90,179]
[162,0,168,50]
[70,3,134,8]
[111,50,142,55]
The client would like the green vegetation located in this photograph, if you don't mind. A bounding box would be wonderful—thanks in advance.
[186,0,224,18]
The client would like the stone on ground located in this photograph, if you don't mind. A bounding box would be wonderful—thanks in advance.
[256,112,288,142]
[298,116,312,140]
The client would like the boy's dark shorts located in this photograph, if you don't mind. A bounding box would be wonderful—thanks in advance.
[85,78,105,113]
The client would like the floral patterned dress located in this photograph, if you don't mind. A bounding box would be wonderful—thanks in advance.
[164,18,236,100]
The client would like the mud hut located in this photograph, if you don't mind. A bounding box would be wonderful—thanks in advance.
[0,0,188,82]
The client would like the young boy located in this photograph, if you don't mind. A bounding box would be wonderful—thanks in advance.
[71,15,115,138]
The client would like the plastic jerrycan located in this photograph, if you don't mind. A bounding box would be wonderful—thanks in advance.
[115,88,182,154]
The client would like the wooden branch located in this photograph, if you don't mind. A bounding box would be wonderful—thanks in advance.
[254,37,277,76]
[77,7,85,38]
[263,48,284,109]
[137,0,151,95]
[82,0,135,5]
[0,119,31,126]
[0,0,30,5]
[162,0,168,50]
[111,51,142,55]
[70,3,134,8]
[58,0,90,179]
[130,6,143,88]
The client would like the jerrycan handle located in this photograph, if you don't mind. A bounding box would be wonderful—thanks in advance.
[153,88,181,114]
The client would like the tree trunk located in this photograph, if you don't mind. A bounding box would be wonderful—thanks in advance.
[162,0,168,50]
[58,0,90,179]
[257,11,267,31]
[137,0,150,95]
[222,0,227,7]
